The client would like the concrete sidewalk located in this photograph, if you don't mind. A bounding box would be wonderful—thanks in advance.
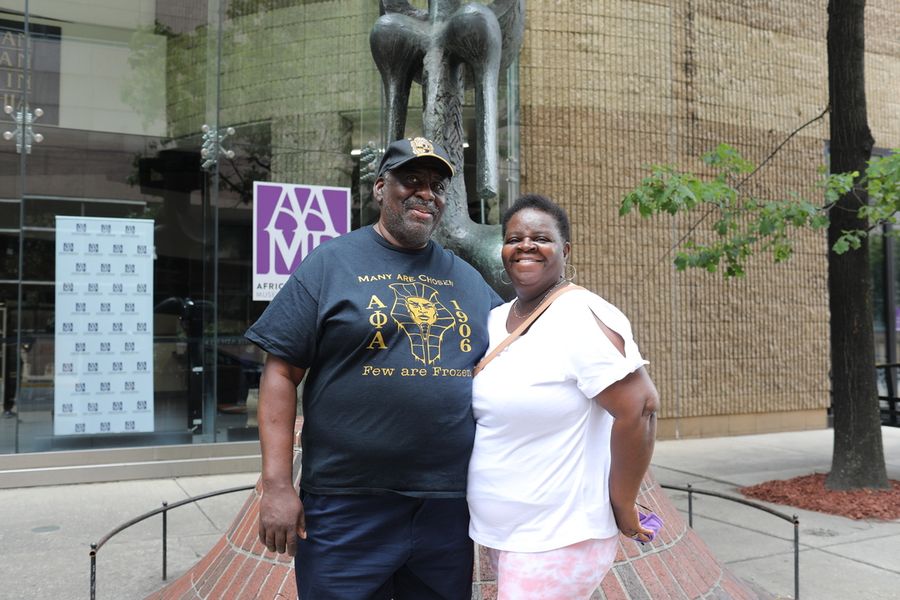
[4,471,260,599]
[651,426,900,600]
[3,427,899,599]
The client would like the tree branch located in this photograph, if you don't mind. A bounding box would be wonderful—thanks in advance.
[624,105,833,290]
[663,106,832,264]
[736,104,830,190]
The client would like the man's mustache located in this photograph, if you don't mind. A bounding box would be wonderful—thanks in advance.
[403,199,437,215]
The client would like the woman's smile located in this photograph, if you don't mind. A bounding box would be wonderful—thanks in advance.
[502,208,569,302]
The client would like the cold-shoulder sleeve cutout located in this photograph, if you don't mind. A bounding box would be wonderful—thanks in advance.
[590,310,626,357]
[558,291,648,400]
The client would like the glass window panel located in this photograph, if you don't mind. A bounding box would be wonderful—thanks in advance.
[153,295,195,437]
[0,231,18,279]
[82,200,147,220]
[893,226,900,352]
[15,283,54,452]
[0,152,18,199]
[24,198,79,227]
[870,229,886,364]
[0,3,222,454]
[21,229,53,281]
[0,283,16,450]
[0,0,527,452]
[25,129,168,204]
[0,200,20,228]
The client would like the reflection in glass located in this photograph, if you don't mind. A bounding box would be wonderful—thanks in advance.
[2,0,521,455]
[0,231,18,279]
[0,283,16,451]
[14,284,54,452]
[20,230,54,281]
[0,200,20,229]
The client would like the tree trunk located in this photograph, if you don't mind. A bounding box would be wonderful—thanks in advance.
[825,0,889,490]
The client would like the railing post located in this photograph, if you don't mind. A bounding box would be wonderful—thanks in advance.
[687,483,694,528]
[793,514,800,600]
[162,501,168,581]
[88,485,254,592]
[90,542,97,600]
[661,483,800,599]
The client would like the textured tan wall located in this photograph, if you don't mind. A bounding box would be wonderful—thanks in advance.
[517,0,900,436]
[867,0,900,148]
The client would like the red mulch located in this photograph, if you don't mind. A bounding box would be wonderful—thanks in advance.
[740,473,900,521]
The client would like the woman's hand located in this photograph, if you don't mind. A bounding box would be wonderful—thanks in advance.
[613,503,655,544]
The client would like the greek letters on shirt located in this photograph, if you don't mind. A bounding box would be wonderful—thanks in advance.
[359,272,474,378]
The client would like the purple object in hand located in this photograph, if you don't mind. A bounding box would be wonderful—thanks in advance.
[637,511,663,543]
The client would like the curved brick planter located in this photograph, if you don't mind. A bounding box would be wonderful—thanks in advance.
[148,420,768,599]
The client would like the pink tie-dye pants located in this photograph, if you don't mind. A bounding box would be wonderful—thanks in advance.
[485,536,619,600]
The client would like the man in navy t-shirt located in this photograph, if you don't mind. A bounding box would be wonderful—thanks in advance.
[246,137,501,599]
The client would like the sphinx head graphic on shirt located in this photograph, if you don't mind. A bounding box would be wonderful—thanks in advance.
[388,282,456,364]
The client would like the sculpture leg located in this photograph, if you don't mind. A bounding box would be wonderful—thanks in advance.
[442,4,502,201]
[370,14,427,142]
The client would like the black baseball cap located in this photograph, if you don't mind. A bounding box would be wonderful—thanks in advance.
[376,137,455,179]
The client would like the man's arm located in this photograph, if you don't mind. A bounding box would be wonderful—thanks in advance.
[258,354,307,556]
[595,366,659,542]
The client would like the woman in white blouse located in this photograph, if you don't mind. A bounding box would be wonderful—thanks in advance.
[468,194,660,599]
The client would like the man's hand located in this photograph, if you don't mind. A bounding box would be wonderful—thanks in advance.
[259,484,306,556]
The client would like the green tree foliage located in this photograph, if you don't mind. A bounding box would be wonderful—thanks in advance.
[620,144,900,277]
[120,22,175,131]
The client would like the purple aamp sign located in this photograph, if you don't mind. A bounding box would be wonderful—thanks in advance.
[253,182,351,301]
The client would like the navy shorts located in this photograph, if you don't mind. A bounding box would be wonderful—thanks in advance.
[295,492,473,600]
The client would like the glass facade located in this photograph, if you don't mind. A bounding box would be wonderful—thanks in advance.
[0,0,519,454]
[872,218,900,422]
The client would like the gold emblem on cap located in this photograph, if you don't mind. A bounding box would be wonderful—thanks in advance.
[410,137,434,156]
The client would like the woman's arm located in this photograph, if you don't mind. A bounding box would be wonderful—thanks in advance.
[592,317,659,542]
[596,367,659,541]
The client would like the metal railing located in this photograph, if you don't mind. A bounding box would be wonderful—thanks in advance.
[661,483,800,600]
[88,484,255,600]
[89,483,799,600]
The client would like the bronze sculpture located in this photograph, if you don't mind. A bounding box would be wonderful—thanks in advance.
[370,0,525,292]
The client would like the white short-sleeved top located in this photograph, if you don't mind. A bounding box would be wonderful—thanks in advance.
[467,288,648,552]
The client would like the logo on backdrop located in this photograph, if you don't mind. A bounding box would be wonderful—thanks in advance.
[253,182,351,301]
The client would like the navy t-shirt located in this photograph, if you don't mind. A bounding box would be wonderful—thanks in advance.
[246,226,502,497]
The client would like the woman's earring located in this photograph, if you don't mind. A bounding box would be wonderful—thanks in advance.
[564,263,577,282]
[499,269,513,286]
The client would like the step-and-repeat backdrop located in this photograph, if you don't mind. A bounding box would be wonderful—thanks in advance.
[54,216,154,435]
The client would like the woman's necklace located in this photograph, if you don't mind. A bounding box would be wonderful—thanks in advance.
[511,279,566,319]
